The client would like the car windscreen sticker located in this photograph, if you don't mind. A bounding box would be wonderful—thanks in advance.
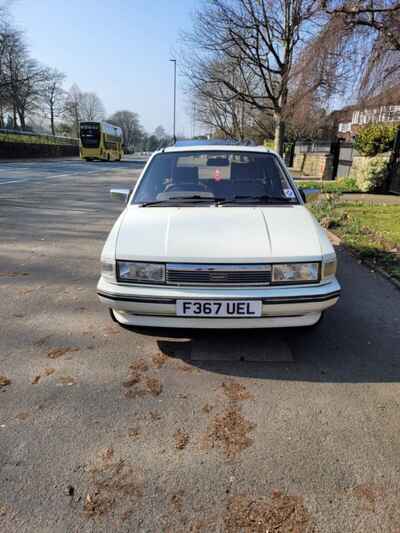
[283,188,295,198]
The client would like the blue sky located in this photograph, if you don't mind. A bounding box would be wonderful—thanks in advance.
[12,0,199,135]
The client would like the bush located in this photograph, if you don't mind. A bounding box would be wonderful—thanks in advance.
[354,123,397,156]
[350,154,390,192]
[296,177,360,193]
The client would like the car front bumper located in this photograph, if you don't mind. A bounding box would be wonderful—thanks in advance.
[97,277,341,329]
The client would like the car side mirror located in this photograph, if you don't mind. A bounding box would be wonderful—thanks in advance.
[110,189,131,203]
[299,188,320,203]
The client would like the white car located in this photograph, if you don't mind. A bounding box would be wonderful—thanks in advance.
[97,144,340,328]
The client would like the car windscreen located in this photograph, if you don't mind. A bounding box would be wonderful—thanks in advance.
[132,151,298,205]
[80,123,101,148]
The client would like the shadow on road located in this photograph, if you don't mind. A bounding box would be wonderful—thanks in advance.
[122,248,400,384]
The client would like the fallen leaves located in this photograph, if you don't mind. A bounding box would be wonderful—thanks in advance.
[101,447,114,462]
[352,483,384,512]
[57,375,77,386]
[170,490,185,513]
[47,347,79,359]
[31,368,56,385]
[174,429,190,450]
[221,381,253,401]
[0,271,30,277]
[15,412,30,421]
[206,406,255,459]
[145,377,162,396]
[84,458,143,519]
[129,358,149,373]
[128,427,141,439]
[224,492,313,533]
[152,352,167,369]
[122,371,141,388]
[123,359,162,398]
[0,376,11,387]
[202,403,213,414]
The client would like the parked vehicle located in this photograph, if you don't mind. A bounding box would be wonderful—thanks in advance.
[97,144,340,328]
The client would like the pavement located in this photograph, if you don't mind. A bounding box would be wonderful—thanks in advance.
[340,193,400,204]
[1,158,400,532]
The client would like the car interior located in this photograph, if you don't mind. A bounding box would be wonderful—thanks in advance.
[133,152,296,203]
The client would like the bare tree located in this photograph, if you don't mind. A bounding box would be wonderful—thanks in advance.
[40,67,66,135]
[181,0,335,154]
[80,91,105,121]
[63,84,82,136]
[322,1,400,95]
[108,110,144,149]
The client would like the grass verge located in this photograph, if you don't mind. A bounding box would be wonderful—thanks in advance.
[296,178,360,194]
[309,195,400,282]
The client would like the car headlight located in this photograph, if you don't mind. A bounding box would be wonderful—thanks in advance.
[117,261,165,283]
[101,258,115,281]
[322,258,337,279]
[272,262,320,284]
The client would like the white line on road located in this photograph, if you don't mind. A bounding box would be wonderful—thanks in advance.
[0,168,120,186]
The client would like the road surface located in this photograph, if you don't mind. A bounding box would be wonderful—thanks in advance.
[1,158,400,532]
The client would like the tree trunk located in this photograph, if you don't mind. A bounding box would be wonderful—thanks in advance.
[50,106,55,136]
[13,105,17,129]
[274,112,285,156]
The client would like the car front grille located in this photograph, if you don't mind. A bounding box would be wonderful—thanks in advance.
[166,263,272,286]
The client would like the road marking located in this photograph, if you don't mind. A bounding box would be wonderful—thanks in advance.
[0,168,119,185]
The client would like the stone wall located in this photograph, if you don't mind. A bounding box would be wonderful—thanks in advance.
[293,153,334,180]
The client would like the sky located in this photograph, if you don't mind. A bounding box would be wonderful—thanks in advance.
[11,0,200,135]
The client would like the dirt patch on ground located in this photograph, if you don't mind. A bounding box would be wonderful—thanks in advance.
[221,381,253,401]
[47,347,79,359]
[174,429,190,450]
[84,459,143,519]
[223,492,313,532]
[206,406,255,459]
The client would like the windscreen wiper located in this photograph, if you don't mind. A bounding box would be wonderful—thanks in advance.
[217,195,294,205]
[140,195,225,207]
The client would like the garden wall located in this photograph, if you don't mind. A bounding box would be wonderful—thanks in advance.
[292,153,334,180]
[0,131,79,159]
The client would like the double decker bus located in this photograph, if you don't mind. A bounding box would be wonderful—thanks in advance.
[79,121,124,161]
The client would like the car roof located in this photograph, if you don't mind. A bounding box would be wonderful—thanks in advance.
[161,144,276,155]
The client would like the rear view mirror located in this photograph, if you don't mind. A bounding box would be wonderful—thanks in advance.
[207,157,229,167]
[299,188,320,203]
[110,189,131,203]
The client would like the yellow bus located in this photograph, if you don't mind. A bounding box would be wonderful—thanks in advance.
[79,121,124,161]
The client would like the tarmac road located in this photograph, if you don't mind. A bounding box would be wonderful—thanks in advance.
[1,158,400,532]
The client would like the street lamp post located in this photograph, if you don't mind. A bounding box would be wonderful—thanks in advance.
[169,59,177,143]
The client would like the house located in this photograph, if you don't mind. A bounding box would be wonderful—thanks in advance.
[332,87,400,141]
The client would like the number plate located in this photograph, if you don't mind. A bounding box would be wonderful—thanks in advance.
[176,300,262,318]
